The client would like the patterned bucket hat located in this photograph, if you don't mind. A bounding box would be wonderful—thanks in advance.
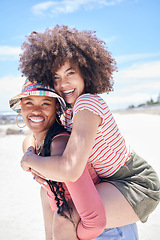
[9,79,66,113]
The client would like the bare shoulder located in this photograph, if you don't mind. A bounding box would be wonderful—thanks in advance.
[23,134,35,153]
[50,131,70,156]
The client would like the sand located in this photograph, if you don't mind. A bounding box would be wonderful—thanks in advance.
[0,112,160,239]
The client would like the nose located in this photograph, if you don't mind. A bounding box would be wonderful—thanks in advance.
[60,76,68,89]
[31,105,42,115]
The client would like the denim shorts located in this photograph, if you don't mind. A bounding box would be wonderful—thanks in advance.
[93,223,138,240]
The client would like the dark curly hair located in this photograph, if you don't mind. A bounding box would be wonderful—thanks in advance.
[43,115,73,221]
[19,25,117,94]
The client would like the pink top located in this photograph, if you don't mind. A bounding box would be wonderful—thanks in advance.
[61,93,131,178]
[52,133,70,140]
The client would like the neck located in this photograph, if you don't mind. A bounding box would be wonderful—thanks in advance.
[33,131,46,147]
[33,132,46,156]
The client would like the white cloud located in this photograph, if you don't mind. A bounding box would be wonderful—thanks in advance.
[0,46,21,61]
[118,81,160,94]
[99,0,124,6]
[0,75,26,111]
[103,35,118,44]
[116,52,160,64]
[115,60,160,81]
[101,92,159,110]
[101,59,160,110]
[105,92,153,104]
[31,0,124,16]
[0,75,24,95]
[31,1,57,16]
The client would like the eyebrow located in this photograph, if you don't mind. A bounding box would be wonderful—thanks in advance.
[55,67,75,75]
[23,97,33,101]
[65,67,74,73]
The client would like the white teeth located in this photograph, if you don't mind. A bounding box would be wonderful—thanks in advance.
[63,89,74,94]
[29,118,44,123]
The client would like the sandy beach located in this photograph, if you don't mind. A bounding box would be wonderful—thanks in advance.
[0,111,160,239]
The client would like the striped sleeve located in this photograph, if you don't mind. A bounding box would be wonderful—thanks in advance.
[73,94,108,123]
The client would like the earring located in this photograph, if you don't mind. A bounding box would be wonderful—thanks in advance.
[55,114,61,125]
[16,112,26,128]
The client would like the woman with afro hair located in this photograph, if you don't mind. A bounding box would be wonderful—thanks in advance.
[20,25,160,240]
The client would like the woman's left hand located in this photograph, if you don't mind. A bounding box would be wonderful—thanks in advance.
[31,168,48,185]
[31,169,51,191]
[21,147,35,171]
[21,151,50,188]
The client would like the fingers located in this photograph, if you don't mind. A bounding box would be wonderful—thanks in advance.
[24,150,34,156]
[20,158,31,172]
[31,170,50,191]
[32,173,47,185]
[31,168,46,179]
[21,149,36,172]
[26,146,35,153]
[33,174,50,191]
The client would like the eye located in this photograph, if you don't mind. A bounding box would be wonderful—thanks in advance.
[25,101,33,105]
[42,102,50,106]
[54,76,60,86]
[67,70,75,76]
[54,75,61,82]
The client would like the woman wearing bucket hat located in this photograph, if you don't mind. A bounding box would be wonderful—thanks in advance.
[9,79,66,113]
[10,79,109,240]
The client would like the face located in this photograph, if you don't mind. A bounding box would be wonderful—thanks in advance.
[53,62,85,107]
[21,96,57,136]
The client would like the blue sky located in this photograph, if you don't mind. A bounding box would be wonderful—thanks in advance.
[0,0,160,112]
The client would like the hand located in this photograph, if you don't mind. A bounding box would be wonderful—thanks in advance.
[31,168,47,184]
[20,159,31,172]
[31,169,50,191]
[20,147,35,172]
[26,146,35,154]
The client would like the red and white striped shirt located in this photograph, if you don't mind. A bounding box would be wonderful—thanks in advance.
[61,94,131,178]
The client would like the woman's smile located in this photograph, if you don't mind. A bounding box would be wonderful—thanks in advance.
[63,89,76,98]
[28,115,45,123]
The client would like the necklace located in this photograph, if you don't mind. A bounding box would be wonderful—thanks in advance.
[33,135,45,156]
[35,140,44,156]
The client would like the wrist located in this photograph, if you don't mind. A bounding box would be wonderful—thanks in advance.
[26,152,41,170]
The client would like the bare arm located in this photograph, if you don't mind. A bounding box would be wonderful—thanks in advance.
[21,110,101,182]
